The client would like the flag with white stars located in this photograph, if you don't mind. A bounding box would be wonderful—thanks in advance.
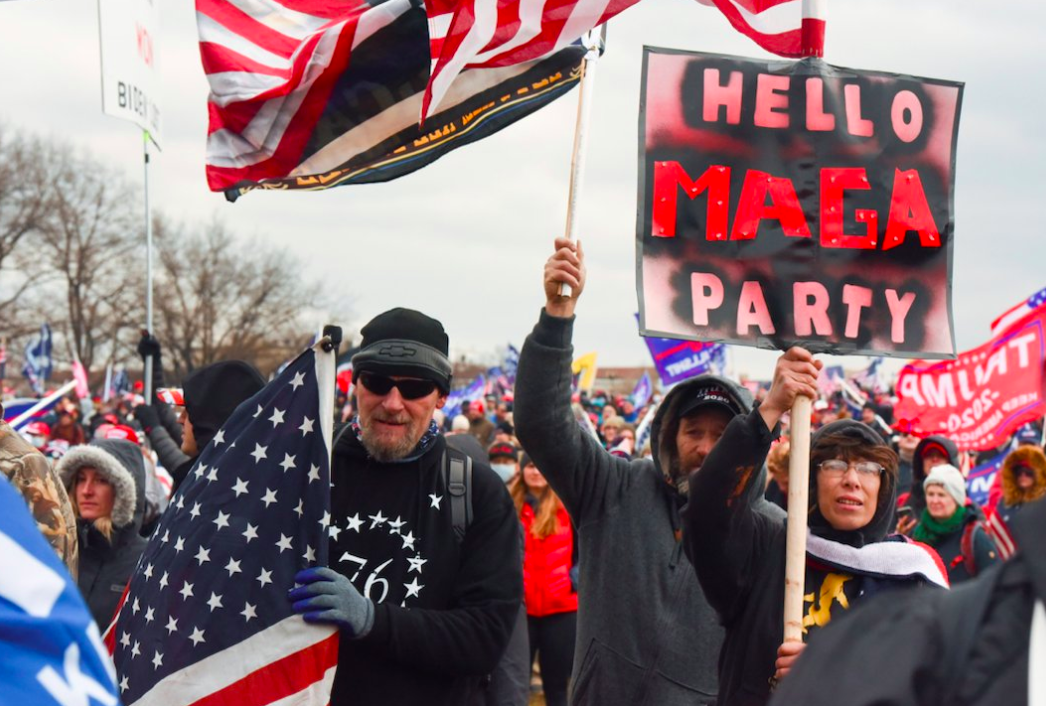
[112,342,338,706]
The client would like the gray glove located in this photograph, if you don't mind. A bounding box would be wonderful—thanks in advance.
[289,567,375,638]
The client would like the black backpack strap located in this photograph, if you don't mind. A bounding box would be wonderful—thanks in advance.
[442,448,473,545]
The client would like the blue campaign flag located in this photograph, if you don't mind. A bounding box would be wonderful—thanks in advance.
[0,475,121,705]
[503,345,520,386]
[22,323,53,394]
[643,335,726,387]
[967,452,1007,508]
[631,372,653,408]
[444,375,486,420]
[3,396,62,426]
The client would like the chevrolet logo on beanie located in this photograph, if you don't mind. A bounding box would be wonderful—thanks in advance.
[351,308,453,393]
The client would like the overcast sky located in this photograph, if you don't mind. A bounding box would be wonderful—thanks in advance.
[0,0,1043,379]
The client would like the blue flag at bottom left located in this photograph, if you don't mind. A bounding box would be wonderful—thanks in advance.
[0,475,121,705]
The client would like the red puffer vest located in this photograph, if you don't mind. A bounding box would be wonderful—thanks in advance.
[520,501,578,617]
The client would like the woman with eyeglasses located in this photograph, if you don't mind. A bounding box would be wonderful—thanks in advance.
[912,464,998,585]
[683,347,949,706]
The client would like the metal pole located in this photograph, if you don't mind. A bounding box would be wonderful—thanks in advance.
[558,26,605,298]
[143,130,155,405]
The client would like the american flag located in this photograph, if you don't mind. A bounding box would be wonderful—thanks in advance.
[503,344,519,386]
[698,0,825,58]
[423,0,630,118]
[112,343,338,705]
[990,285,1046,338]
[198,0,586,197]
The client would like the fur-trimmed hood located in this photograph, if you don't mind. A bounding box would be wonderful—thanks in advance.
[1001,445,1046,507]
[56,439,145,529]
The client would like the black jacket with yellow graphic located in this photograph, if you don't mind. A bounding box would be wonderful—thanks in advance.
[684,413,943,706]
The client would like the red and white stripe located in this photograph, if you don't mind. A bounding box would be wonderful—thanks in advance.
[423,0,636,119]
[990,286,1046,337]
[129,617,338,706]
[698,0,824,58]
[157,388,185,406]
[986,510,1017,560]
[198,0,403,190]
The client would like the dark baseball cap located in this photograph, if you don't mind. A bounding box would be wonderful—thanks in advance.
[677,384,743,419]
[488,442,518,461]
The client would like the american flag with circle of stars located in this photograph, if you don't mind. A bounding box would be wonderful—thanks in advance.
[111,343,339,706]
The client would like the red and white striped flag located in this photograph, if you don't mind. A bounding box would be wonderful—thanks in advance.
[698,0,825,58]
[990,285,1046,338]
[423,0,634,119]
[986,510,1017,560]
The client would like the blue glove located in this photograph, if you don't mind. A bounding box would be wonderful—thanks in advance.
[289,567,375,638]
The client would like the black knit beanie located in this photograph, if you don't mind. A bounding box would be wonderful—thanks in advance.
[183,360,266,448]
[352,308,452,393]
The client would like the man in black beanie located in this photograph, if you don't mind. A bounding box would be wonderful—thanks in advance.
[288,308,522,706]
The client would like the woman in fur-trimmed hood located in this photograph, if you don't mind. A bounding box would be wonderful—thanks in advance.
[997,445,1046,524]
[56,438,148,628]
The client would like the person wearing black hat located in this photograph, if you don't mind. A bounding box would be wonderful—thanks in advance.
[514,238,758,706]
[132,336,266,495]
[288,308,522,706]
[684,347,949,706]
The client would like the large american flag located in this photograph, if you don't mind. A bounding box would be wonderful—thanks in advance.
[112,343,338,705]
[198,0,585,197]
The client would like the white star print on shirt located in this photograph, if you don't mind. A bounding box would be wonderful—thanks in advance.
[368,511,388,529]
[346,513,364,532]
[429,493,443,510]
[404,577,424,598]
[407,555,427,574]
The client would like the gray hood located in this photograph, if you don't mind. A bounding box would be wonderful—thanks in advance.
[56,438,147,531]
[651,374,755,489]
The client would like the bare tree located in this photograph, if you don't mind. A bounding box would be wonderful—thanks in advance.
[152,216,323,379]
[0,126,53,335]
[35,146,142,371]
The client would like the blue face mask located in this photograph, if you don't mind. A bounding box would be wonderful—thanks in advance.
[490,463,516,483]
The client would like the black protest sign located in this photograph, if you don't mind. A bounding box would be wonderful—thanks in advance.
[636,48,963,358]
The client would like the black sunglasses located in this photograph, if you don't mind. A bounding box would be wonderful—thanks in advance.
[358,372,438,400]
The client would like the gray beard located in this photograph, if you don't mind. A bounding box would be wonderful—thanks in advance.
[359,425,419,463]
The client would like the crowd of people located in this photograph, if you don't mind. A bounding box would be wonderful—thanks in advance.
[1,236,1044,706]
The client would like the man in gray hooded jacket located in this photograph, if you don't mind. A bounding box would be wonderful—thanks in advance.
[514,237,768,706]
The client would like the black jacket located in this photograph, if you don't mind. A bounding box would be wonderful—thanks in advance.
[769,495,1046,706]
[685,414,942,706]
[328,427,522,705]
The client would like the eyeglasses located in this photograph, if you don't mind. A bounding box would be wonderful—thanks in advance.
[357,372,438,400]
[818,459,883,479]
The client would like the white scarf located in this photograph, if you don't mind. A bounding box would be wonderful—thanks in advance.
[805,533,950,588]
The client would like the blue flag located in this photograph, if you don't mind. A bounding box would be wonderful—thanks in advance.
[22,323,53,394]
[503,345,520,386]
[0,475,121,705]
[444,375,486,420]
[631,372,653,408]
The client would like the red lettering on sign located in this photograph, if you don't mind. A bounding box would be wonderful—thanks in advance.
[882,169,940,250]
[731,170,811,240]
[820,168,878,249]
[651,162,730,240]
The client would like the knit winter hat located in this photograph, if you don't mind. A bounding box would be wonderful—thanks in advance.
[924,464,966,507]
[352,308,452,393]
[183,360,266,449]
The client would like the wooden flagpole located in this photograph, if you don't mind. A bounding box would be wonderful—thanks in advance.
[559,26,606,298]
[783,0,826,648]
